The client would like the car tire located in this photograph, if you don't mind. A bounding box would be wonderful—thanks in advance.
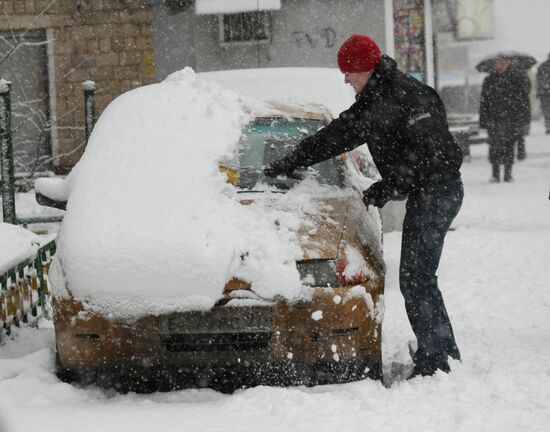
[54,343,82,384]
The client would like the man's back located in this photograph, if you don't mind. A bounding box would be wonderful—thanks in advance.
[349,56,462,194]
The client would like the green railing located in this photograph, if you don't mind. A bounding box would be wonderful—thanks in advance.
[0,240,56,336]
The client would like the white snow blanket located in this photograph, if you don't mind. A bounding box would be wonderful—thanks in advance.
[197,68,355,118]
[52,68,355,319]
[1,123,550,432]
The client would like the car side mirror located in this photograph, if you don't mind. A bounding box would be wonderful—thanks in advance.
[34,177,69,211]
[35,192,67,211]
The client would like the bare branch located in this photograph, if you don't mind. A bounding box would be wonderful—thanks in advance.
[0,0,57,66]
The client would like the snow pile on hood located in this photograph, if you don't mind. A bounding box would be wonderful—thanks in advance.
[53,67,338,319]
[0,223,40,273]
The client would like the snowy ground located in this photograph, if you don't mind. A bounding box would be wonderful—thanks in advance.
[1,122,549,432]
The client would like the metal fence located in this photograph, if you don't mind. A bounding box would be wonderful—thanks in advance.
[0,80,96,338]
[1,78,96,226]
[0,239,56,336]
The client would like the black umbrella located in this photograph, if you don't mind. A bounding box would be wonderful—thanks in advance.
[476,52,537,73]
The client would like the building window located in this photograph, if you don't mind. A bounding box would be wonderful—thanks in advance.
[218,11,271,44]
[0,30,52,178]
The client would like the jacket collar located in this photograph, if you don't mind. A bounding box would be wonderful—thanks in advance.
[356,55,397,102]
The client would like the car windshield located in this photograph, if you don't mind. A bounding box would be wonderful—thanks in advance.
[230,117,345,191]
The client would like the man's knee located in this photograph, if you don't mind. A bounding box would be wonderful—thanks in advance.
[399,271,439,302]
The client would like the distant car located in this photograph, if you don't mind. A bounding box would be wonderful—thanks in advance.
[39,69,385,392]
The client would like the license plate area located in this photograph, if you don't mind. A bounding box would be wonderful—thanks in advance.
[162,332,272,352]
[158,306,273,354]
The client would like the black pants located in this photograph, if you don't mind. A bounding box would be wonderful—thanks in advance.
[488,124,518,181]
[488,125,517,166]
[400,178,463,368]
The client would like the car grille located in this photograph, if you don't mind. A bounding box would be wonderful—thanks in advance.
[158,306,273,354]
[162,332,272,352]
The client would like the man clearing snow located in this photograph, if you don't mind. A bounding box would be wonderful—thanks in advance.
[264,34,463,378]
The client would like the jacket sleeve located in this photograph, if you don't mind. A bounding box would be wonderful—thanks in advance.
[274,102,368,171]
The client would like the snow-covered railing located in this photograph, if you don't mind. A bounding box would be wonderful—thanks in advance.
[0,240,56,336]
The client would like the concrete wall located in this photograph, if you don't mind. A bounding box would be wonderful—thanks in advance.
[152,0,387,80]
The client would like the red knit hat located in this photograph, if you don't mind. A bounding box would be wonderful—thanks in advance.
[337,34,381,73]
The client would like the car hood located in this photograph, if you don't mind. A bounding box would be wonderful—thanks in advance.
[296,198,348,260]
[239,195,349,261]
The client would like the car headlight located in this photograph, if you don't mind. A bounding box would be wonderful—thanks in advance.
[297,257,369,288]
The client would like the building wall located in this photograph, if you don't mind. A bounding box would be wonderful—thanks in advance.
[0,0,154,171]
[152,0,387,80]
[1,0,389,171]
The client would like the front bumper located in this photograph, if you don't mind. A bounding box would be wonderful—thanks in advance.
[54,285,383,392]
[59,357,381,393]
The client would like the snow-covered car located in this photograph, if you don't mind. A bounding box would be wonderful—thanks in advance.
[40,68,385,392]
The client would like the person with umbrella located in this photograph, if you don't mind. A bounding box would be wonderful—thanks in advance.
[479,55,532,182]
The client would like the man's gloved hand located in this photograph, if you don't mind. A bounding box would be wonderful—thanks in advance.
[363,181,393,208]
[263,157,296,178]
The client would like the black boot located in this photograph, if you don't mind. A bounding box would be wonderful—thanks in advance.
[408,351,451,379]
[504,164,514,182]
[490,164,500,183]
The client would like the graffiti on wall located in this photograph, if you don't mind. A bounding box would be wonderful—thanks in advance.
[292,27,336,49]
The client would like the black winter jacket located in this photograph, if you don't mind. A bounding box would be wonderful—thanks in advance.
[479,69,531,129]
[269,55,462,196]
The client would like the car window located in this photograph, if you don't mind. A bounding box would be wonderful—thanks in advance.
[234,117,345,190]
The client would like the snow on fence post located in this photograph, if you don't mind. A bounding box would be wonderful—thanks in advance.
[82,80,96,145]
[0,78,16,224]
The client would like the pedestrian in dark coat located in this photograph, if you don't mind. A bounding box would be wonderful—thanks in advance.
[264,34,463,377]
[479,58,530,182]
[536,53,550,134]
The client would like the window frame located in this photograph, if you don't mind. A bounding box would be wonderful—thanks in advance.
[217,11,272,46]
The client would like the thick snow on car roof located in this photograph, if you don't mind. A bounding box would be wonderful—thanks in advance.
[195,67,355,118]
[52,68,351,320]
